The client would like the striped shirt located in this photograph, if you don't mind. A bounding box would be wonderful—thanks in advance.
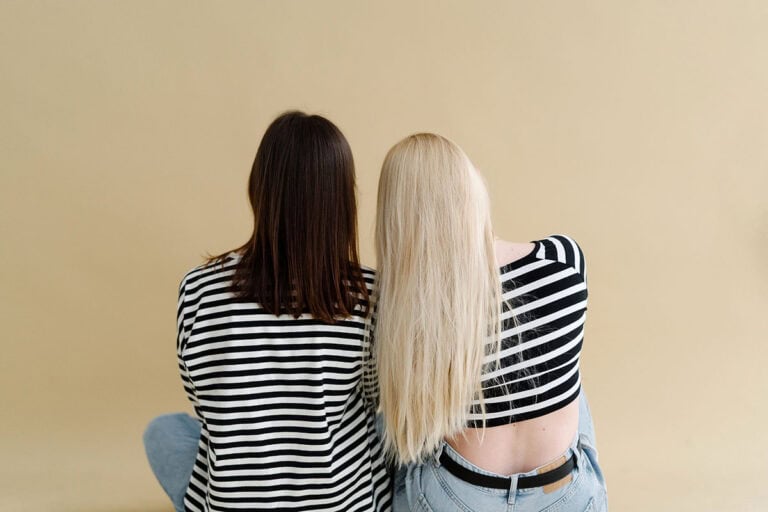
[468,235,588,427]
[176,255,392,512]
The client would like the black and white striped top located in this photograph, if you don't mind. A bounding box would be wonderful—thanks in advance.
[468,235,588,427]
[176,255,392,512]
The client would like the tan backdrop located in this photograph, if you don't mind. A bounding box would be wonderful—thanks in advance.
[1,1,766,511]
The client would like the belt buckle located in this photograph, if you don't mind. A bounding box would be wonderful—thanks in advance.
[539,455,572,494]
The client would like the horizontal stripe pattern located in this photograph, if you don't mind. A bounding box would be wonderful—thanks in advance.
[177,255,391,511]
[468,235,588,427]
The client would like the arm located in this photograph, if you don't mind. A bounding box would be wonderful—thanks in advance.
[176,276,203,421]
[361,295,380,412]
[539,234,587,283]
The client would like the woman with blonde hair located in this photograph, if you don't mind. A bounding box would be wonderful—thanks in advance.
[372,133,607,511]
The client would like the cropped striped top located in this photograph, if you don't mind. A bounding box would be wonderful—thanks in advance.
[467,235,588,427]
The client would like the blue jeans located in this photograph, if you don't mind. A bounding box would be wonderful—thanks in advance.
[393,393,607,511]
[143,413,202,512]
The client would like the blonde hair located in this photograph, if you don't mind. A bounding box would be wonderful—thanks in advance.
[373,133,501,464]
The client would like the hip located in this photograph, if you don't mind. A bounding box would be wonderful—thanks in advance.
[392,393,606,511]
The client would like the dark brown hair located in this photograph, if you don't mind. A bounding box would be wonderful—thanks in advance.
[213,111,368,322]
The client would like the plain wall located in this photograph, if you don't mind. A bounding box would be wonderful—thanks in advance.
[1,1,766,510]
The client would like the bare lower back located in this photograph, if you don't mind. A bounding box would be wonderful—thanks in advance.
[448,238,580,475]
[446,399,579,475]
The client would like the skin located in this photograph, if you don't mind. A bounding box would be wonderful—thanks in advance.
[445,239,580,475]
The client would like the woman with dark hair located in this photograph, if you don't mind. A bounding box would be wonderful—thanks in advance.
[143,112,391,512]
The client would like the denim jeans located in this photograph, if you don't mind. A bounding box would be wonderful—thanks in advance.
[393,392,607,511]
[143,413,202,512]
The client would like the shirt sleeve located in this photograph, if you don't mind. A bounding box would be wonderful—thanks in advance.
[176,275,210,511]
[361,302,380,412]
[538,234,588,284]
[176,275,203,421]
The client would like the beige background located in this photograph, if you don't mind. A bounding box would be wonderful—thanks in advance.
[1,1,766,511]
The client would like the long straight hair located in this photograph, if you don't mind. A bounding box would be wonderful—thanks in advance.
[374,133,501,464]
[211,111,368,323]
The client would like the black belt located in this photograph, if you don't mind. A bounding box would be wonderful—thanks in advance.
[438,451,576,490]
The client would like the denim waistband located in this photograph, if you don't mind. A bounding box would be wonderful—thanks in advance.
[440,433,579,476]
[434,435,581,505]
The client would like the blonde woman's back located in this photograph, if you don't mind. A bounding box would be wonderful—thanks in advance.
[445,240,579,475]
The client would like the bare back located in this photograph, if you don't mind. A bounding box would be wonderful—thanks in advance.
[445,240,579,475]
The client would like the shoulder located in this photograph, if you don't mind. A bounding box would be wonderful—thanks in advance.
[494,239,536,267]
[178,252,240,297]
[533,235,587,279]
[360,265,376,293]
